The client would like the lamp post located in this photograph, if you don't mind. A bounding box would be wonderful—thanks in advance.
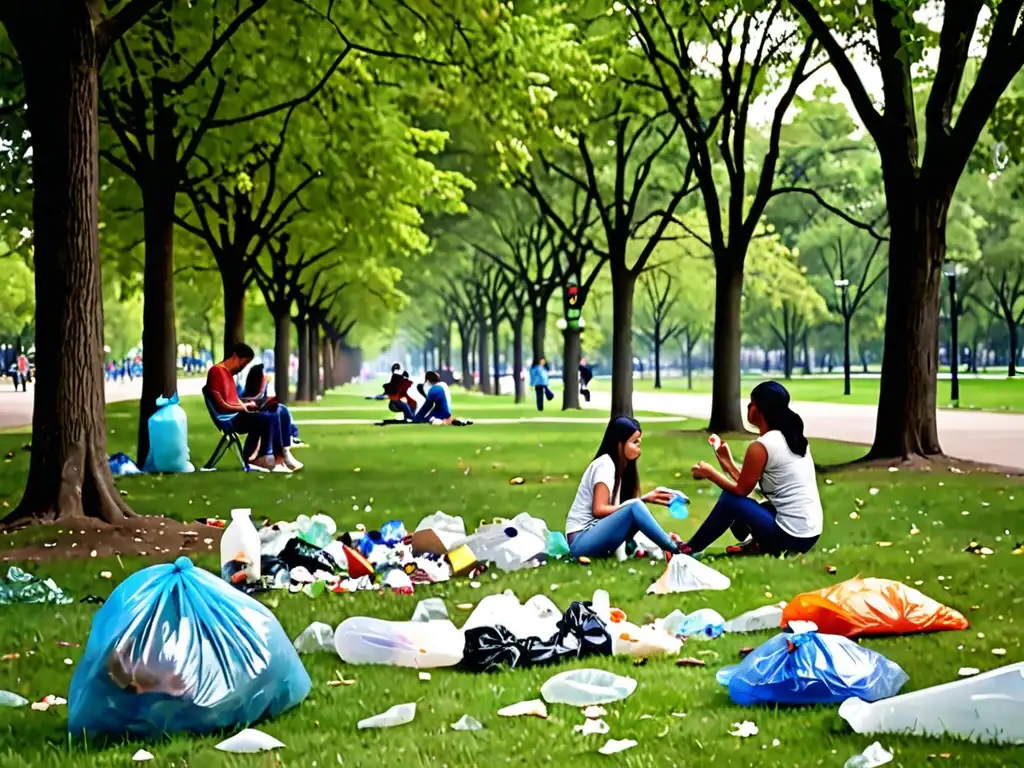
[834,278,851,396]
[943,262,963,406]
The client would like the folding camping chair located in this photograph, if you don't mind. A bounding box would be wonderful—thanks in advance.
[201,386,248,470]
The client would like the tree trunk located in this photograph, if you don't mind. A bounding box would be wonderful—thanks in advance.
[561,326,581,410]
[491,321,501,396]
[1008,318,1019,378]
[5,8,133,524]
[459,323,472,389]
[870,198,945,458]
[512,312,525,404]
[322,335,335,391]
[685,335,694,391]
[531,303,547,364]
[609,264,636,418]
[310,322,321,398]
[653,328,663,389]
[221,264,246,359]
[802,332,812,375]
[709,262,745,432]
[295,319,310,401]
[477,316,491,394]
[843,317,852,396]
[273,311,291,404]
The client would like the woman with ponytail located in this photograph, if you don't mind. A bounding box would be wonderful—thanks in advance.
[685,381,822,556]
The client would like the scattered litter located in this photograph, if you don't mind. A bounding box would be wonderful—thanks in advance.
[964,541,995,556]
[876,541,892,548]
[358,702,416,729]
[0,566,73,605]
[646,555,730,594]
[215,728,286,753]
[326,671,356,687]
[843,741,893,768]
[63,658,73,666]
[0,691,28,707]
[294,622,335,654]
[575,718,610,736]
[723,603,786,633]
[335,616,464,668]
[99,572,112,579]
[583,705,607,719]
[132,749,154,761]
[598,738,637,755]
[419,672,431,681]
[869,488,879,496]
[541,668,637,705]
[509,477,525,485]
[993,648,1007,656]
[676,657,706,667]
[31,701,50,712]
[456,603,474,610]
[497,699,548,718]
[451,714,484,731]
[729,720,759,737]
[958,667,980,676]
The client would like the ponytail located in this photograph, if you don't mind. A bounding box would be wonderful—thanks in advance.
[751,381,808,457]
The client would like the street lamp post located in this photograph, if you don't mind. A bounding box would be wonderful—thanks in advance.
[834,278,851,396]
[943,262,962,407]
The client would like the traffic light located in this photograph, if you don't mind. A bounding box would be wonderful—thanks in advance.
[565,280,580,330]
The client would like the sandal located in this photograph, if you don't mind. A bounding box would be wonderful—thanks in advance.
[726,541,764,556]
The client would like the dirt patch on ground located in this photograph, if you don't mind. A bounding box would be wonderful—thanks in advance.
[818,453,1024,477]
[0,516,224,563]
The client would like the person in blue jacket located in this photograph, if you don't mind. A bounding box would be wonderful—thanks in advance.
[413,371,453,425]
[529,357,554,411]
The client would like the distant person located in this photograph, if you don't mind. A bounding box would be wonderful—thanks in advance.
[565,416,682,559]
[686,381,822,556]
[16,353,28,392]
[579,358,593,403]
[206,343,297,473]
[382,362,417,420]
[529,357,554,411]
[413,370,453,425]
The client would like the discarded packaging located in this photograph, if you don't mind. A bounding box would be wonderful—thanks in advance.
[839,662,1024,745]
[358,702,416,729]
[220,508,261,584]
[498,699,548,718]
[661,608,726,639]
[646,555,730,594]
[462,590,561,640]
[0,566,73,605]
[411,597,449,622]
[447,545,478,576]
[575,718,610,735]
[413,512,467,552]
[215,728,286,753]
[541,668,637,706]
[598,738,637,755]
[783,577,969,637]
[293,622,336,654]
[583,705,607,719]
[0,690,28,707]
[843,741,894,768]
[729,720,759,737]
[334,616,465,668]
[131,749,154,762]
[451,714,484,731]
[723,603,786,633]
[612,620,683,657]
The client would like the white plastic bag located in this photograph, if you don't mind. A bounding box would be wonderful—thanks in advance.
[215,728,285,753]
[334,617,465,668]
[611,621,683,657]
[358,702,416,729]
[464,514,550,572]
[411,597,449,622]
[839,662,1024,745]
[414,512,467,550]
[451,714,484,731]
[723,603,786,633]
[540,668,637,706]
[461,591,561,640]
[293,622,336,654]
[646,555,730,594]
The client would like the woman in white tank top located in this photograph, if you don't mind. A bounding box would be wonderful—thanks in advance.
[684,381,823,556]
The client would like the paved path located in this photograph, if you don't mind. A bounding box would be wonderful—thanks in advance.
[293,416,689,426]
[591,391,1024,470]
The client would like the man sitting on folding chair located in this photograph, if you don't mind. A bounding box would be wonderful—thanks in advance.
[206,343,300,473]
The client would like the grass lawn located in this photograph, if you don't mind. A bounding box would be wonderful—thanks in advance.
[590,374,1024,413]
[1,393,1022,766]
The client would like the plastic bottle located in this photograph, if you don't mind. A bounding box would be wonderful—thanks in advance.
[295,514,335,548]
[220,508,261,583]
[334,617,465,668]
[676,608,726,639]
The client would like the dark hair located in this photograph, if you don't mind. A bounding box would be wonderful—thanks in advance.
[391,362,402,373]
[751,381,808,457]
[243,363,265,398]
[424,370,440,384]
[232,342,255,362]
[595,416,642,502]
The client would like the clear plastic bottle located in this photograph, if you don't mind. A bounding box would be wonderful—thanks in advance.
[220,508,261,583]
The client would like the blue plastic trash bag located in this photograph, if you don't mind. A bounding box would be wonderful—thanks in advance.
[108,452,142,476]
[716,629,908,707]
[68,557,310,739]
[380,519,407,546]
[141,393,193,473]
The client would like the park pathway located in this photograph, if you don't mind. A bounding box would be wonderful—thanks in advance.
[590,390,1024,470]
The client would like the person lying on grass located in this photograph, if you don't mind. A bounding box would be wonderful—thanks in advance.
[685,381,822,557]
[565,416,684,559]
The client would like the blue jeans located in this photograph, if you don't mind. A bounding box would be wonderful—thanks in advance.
[389,400,414,420]
[235,405,293,458]
[568,500,680,558]
[413,388,451,422]
[687,491,819,555]
[534,385,554,411]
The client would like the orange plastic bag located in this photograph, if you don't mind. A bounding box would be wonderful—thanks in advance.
[782,577,969,638]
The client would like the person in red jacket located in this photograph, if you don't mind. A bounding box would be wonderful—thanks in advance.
[206,343,297,472]
[383,363,417,420]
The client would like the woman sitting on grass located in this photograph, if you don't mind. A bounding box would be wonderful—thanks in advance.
[686,381,822,556]
[566,416,683,559]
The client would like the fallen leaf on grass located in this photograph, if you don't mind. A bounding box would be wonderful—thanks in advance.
[675,657,705,667]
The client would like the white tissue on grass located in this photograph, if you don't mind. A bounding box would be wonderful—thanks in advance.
[0,691,28,707]
[131,749,154,762]
[729,721,759,738]
[598,738,637,755]
[843,742,893,768]
[541,668,637,705]
[646,554,730,594]
[839,662,1024,745]
[575,718,610,736]
[583,705,607,719]
[497,699,548,718]
[358,702,417,729]
[451,714,484,731]
[214,728,286,753]
[293,622,336,654]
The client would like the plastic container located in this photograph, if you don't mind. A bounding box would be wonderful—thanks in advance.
[657,487,690,520]
[675,608,726,639]
[295,514,336,548]
[141,393,192,473]
[540,668,637,705]
[334,617,465,668]
[546,531,570,558]
[220,508,261,584]
[724,603,786,633]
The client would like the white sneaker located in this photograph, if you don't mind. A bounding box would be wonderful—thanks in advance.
[251,456,276,472]
[283,448,304,471]
[271,462,292,473]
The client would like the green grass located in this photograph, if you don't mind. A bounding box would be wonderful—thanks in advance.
[1,395,1023,766]
[590,373,1024,413]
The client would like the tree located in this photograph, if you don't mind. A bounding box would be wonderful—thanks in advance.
[636,268,684,389]
[0,254,34,343]
[790,0,1024,459]
[0,0,167,525]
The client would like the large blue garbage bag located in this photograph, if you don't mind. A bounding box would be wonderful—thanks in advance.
[142,393,192,473]
[68,557,310,739]
[716,628,908,707]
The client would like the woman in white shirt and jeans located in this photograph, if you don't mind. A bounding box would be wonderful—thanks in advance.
[686,381,823,556]
[566,417,683,558]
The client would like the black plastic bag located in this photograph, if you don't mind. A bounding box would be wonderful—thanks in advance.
[460,601,612,673]
[278,537,343,574]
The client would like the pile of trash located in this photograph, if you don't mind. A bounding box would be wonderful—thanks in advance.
[220,508,571,597]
